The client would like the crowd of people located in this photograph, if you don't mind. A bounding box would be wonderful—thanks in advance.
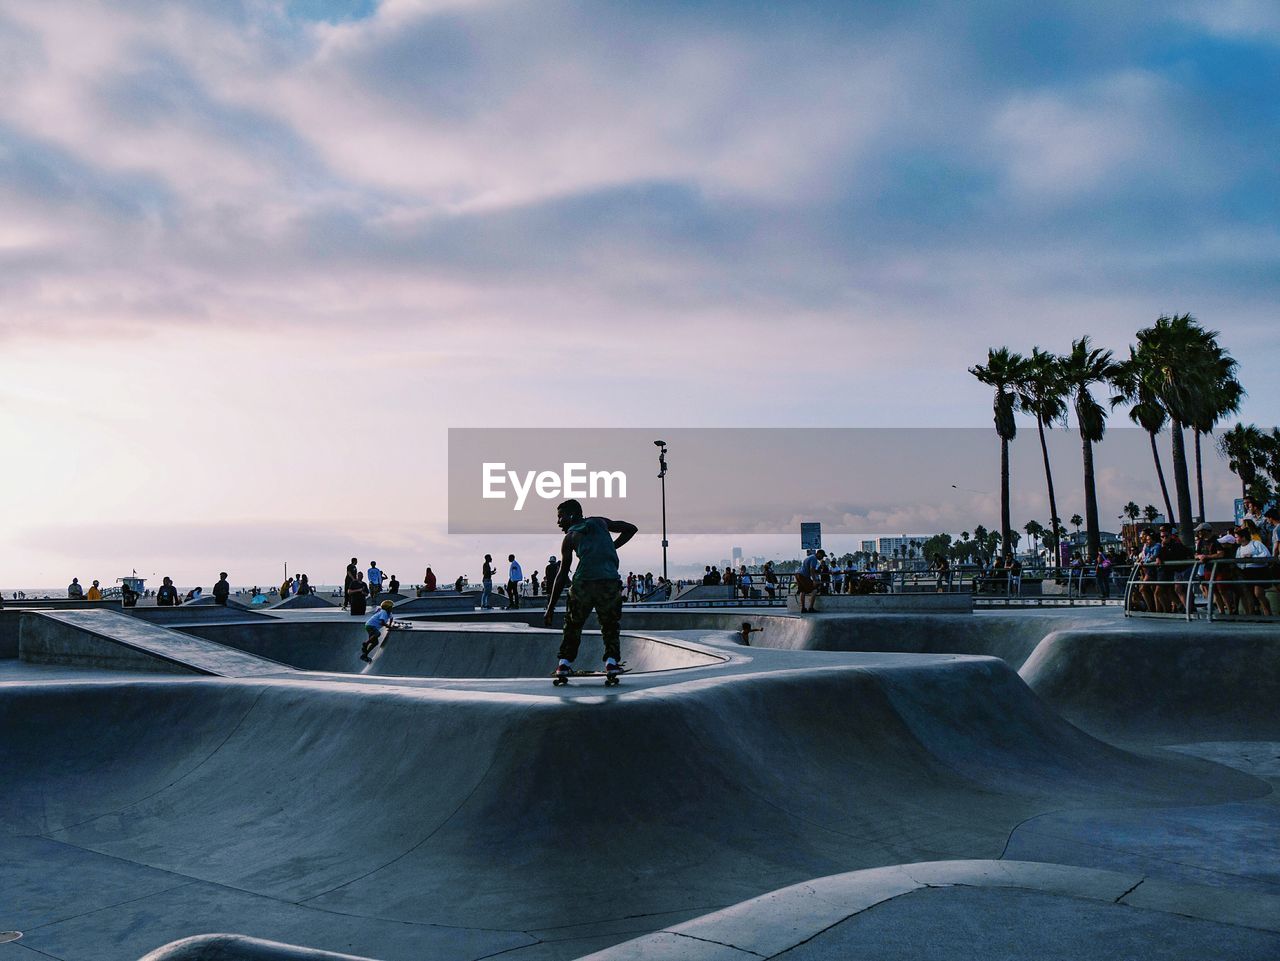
[1129,505,1278,615]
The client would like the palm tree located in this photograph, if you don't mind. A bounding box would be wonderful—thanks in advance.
[1187,338,1243,522]
[1123,501,1140,524]
[1024,520,1044,559]
[1070,513,1083,539]
[1133,314,1212,543]
[1218,423,1266,500]
[970,348,1026,557]
[1059,336,1116,559]
[1015,347,1068,567]
[1142,504,1160,525]
[1110,349,1175,523]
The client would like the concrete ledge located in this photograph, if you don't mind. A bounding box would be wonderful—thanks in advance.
[786,593,973,613]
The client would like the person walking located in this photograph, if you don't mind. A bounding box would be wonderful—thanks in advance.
[544,499,637,682]
[507,554,523,609]
[213,572,230,605]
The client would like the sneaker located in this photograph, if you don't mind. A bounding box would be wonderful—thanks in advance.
[554,662,571,678]
[360,653,372,663]
[605,660,621,677]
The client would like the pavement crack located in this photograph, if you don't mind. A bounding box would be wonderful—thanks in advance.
[25,880,198,932]
[766,889,921,959]
[1115,878,1145,903]
[671,931,766,957]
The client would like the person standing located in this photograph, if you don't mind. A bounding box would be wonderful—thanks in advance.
[280,575,294,599]
[507,554,523,609]
[544,499,637,682]
[545,555,560,597]
[156,577,180,607]
[530,570,540,596]
[348,571,370,616]
[481,554,496,609]
[367,561,385,600]
[343,558,358,610]
[213,572,230,605]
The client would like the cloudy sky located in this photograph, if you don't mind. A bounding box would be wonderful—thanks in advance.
[0,0,1276,588]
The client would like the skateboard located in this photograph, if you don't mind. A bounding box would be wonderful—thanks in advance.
[552,664,630,687]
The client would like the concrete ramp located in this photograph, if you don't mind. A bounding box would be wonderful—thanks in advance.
[182,620,725,677]
[20,610,295,678]
[268,594,336,610]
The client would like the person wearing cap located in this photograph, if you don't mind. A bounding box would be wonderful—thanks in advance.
[361,599,397,662]
[213,572,230,605]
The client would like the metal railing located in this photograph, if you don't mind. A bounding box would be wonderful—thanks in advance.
[1123,556,1280,621]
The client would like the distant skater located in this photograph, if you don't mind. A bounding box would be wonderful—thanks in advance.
[543,499,637,683]
[361,600,396,662]
[214,572,230,605]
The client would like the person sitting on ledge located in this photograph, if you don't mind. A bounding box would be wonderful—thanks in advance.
[67,578,84,600]
[86,580,102,601]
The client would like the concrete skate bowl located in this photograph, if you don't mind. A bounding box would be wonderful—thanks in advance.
[180,620,725,678]
[0,654,1266,961]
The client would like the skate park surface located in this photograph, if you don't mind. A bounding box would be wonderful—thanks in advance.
[2,604,1278,960]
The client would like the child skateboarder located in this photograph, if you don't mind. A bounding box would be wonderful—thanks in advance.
[543,499,637,682]
[361,599,396,662]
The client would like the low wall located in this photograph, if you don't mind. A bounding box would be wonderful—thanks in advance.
[18,612,201,674]
[786,593,973,614]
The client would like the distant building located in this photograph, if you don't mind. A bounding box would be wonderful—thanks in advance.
[731,547,743,566]
[861,540,876,554]
[877,536,931,557]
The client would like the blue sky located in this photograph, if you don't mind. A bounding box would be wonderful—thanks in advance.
[0,0,1275,585]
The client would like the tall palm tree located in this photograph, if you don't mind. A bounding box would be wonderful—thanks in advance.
[1123,501,1140,524]
[970,348,1026,556]
[1187,335,1243,522]
[1217,423,1266,500]
[1059,336,1116,559]
[1142,504,1160,525]
[1015,347,1068,568]
[1070,513,1083,537]
[1133,314,1211,543]
[1110,349,1175,523]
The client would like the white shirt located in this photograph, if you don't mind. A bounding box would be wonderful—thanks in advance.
[1237,539,1271,566]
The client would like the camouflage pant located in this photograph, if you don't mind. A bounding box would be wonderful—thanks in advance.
[559,578,623,664]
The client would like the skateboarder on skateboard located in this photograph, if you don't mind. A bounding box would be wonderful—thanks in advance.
[543,499,637,685]
[361,599,397,662]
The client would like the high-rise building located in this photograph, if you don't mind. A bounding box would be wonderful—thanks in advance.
[861,540,876,554]
[731,547,743,566]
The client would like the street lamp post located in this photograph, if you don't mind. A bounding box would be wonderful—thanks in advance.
[654,440,669,582]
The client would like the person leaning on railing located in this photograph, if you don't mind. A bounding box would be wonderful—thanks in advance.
[1158,527,1193,614]
[1235,520,1274,616]
[1193,524,1236,616]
